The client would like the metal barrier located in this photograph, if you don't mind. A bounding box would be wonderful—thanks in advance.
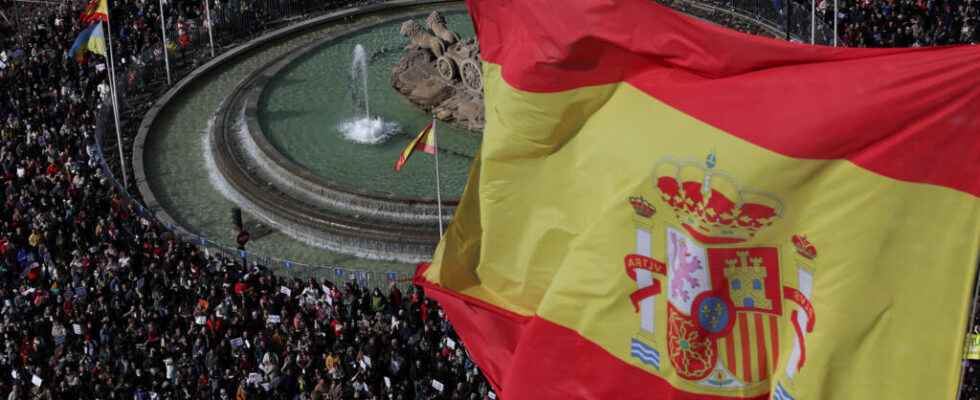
[686,0,836,44]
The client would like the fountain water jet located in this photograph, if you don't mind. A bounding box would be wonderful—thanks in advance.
[340,44,399,144]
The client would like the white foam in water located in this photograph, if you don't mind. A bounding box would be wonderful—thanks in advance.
[338,117,400,144]
[203,112,428,264]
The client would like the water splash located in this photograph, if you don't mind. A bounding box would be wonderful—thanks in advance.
[338,117,400,144]
[340,44,399,144]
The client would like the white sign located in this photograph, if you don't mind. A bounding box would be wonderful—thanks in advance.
[31,375,42,387]
[195,316,206,325]
[280,286,291,297]
[73,324,82,335]
[268,315,281,324]
[384,376,391,389]
[446,338,456,350]
[431,380,444,392]
[230,337,244,349]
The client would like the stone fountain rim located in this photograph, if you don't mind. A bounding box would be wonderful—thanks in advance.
[241,11,472,205]
[133,0,466,240]
[208,16,446,247]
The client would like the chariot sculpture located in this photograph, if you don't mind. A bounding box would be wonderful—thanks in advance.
[399,11,483,94]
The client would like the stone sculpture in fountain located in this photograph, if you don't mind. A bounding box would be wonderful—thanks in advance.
[391,11,484,132]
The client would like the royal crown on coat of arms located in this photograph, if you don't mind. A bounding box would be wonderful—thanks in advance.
[654,160,783,244]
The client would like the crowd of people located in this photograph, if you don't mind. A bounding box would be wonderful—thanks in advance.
[0,1,491,399]
[0,0,978,399]
[819,0,979,46]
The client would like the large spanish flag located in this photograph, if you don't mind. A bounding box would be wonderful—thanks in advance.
[414,0,980,399]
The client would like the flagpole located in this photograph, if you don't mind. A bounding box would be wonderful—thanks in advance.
[811,0,815,44]
[104,17,130,189]
[432,117,444,237]
[833,0,838,47]
[158,0,172,86]
[203,0,216,58]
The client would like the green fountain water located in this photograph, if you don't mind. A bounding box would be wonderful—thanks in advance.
[143,4,475,274]
[258,12,477,199]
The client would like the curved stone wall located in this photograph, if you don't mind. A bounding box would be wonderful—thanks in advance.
[135,1,465,263]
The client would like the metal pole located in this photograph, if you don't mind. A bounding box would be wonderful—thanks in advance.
[785,0,791,41]
[104,19,130,189]
[203,0,216,57]
[956,260,980,400]
[833,0,838,47]
[432,117,444,237]
[811,0,816,44]
[16,1,24,48]
[158,0,172,86]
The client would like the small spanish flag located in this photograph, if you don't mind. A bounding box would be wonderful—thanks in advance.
[394,121,436,172]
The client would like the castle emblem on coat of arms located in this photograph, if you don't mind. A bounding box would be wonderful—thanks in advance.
[623,153,817,398]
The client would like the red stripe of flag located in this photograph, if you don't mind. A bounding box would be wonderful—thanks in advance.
[414,264,772,400]
[754,313,768,380]
[725,330,736,378]
[739,315,752,382]
[465,0,980,197]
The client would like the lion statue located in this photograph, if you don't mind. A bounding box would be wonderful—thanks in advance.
[400,20,446,58]
[426,11,460,45]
